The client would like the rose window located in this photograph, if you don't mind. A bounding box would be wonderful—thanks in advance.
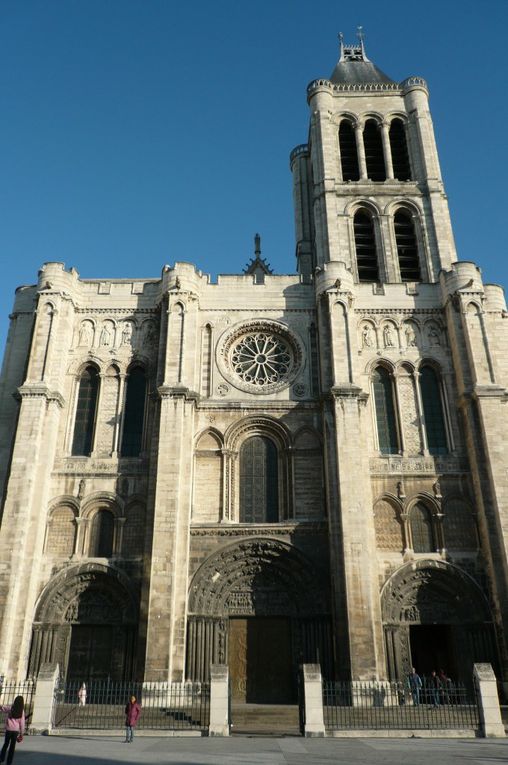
[231,333,292,388]
[217,321,303,394]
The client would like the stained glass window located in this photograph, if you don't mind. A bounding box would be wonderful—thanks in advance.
[410,503,434,553]
[121,367,146,457]
[420,366,448,454]
[239,436,278,523]
[72,366,99,456]
[372,367,399,454]
[89,509,114,557]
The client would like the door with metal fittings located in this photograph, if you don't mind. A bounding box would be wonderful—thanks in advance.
[229,617,293,703]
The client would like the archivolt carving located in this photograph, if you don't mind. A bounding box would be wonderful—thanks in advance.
[225,415,291,452]
[381,560,490,626]
[34,563,138,625]
[188,538,328,617]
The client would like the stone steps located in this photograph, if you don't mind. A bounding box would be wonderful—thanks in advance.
[230,704,301,735]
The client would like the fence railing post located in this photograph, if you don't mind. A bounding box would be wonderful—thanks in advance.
[209,665,229,736]
[473,663,505,737]
[303,664,325,737]
[31,663,60,734]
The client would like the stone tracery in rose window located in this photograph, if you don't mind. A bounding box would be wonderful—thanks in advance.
[230,332,292,388]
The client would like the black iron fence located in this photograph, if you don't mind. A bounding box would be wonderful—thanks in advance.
[53,680,210,731]
[323,678,479,730]
[0,679,35,734]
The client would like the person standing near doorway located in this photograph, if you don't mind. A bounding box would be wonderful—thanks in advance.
[78,683,87,706]
[124,695,141,743]
[430,670,442,707]
[407,667,422,705]
[0,695,25,764]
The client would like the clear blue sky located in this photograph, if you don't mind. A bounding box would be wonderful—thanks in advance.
[1,0,507,356]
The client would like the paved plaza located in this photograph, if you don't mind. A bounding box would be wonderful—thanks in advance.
[11,735,508,765]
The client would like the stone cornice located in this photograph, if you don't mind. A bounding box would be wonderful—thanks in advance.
[17,384,65,408]
[474,385,508,401]
[190,521,327,537]
[158,385,200,402]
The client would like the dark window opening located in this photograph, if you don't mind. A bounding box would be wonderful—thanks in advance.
[354,211,379,282]
[395,211,421,281]
[363,119,386,181]
[420,366,448,454]
[72,366,99,456]
[389,119,411,181]
[373,367,399,454]
[120,367,147,457]
[89,509,114,557]
[339,121,360,181]
[410,503,434,552]
[239,436,279,523]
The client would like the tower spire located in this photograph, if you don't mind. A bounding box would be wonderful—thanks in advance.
[243,233,273,284]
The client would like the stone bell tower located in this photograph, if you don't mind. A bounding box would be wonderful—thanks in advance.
[290,31,508,682]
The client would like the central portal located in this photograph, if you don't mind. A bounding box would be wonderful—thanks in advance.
[229,617,293,703]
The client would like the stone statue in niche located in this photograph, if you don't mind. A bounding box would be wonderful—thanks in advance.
[362,325,374,348]
[428,326,441,346]
[383,324,396,348]
[404,323,417,347]
[121,322,133,346]
[99,323,113,347]
[143,323,157,346]
[78,322,93,347]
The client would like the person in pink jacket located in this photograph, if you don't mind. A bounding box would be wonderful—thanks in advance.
[124,695,141,743]
[0,696,25,764]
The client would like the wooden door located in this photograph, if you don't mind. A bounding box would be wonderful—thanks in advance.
[229,617,293,703]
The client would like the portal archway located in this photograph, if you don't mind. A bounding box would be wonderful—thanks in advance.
[381,560,497,681]
[29,563,138,682]
[186,538,332,701]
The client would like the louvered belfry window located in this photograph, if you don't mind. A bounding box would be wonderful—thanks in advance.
[389,118,411,181]
[239,436,278,523]
[410,503,434,553]
[72,366,99,456]
[363,119,386,181]
[372,367,399,454]
[354,211,379,282]
[420,366,448,454]
[339,121,360,181]
[394,211,421,281]
[120,366,146,457]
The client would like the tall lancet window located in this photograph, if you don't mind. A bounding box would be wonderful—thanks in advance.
[394,211,420,281]
[121,366,147,457]
[363,119,386,181]
[389,119,411,181]
[354,210,379,282]
[89,509,114,558]
[339,121,360,181]
[410,503,435,553]
[420,366,448,454]
[72,366,99,456]
[372,367,399,454]
[239,436,278,523]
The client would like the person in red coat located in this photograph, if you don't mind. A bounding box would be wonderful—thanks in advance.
[124,695,141,743]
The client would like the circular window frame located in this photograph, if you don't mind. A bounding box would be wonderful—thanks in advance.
[216,320,304,395]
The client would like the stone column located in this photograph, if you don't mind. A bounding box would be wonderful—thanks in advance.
[381,122,394,180]
[474,663,505,737]
[354,123,367,179]
[209,664,229,736]
[31,662,59,734]
[303,664,325,736]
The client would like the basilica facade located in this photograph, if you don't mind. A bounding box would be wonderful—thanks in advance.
[0,37,507,702]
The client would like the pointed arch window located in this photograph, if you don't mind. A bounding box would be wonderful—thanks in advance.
[339,120,360,181]
[239,436,278,523]
[420,365,448,454]
[354,210,379,282]
[89,509,114,558]
[363,119,386,181]
[410,503,435,553]
[389,119,411,181]
[372,367,399,454]
[72,366,99,456]
[120,366,147,457]
[394,211,420,281]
